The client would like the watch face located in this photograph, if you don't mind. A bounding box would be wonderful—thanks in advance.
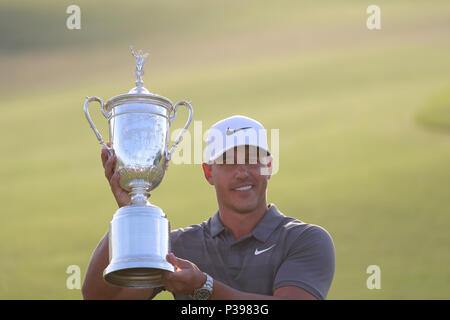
[195,288,211,300]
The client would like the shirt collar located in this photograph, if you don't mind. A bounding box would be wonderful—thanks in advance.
[210,210,225,237]
[209,204,284,242]
[251,204,285,242]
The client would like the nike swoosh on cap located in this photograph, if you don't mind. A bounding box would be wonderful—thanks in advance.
[254,244,276,255]
[226,127,252,135]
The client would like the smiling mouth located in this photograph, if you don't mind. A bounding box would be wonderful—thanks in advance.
[233,185,253,191]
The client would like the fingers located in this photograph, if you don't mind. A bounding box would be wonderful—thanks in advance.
[162,270,175,282]
[104,152,117,182]
[166,253,178,269]
[101,148,109,168]
[110,168,132,208]
[110,170,121,192]
[162,268,189,295]
[162,254,205,296]
[99,143,131,208]
[100,142,119,190]
[166,253,193,271]
[101,142,112,167]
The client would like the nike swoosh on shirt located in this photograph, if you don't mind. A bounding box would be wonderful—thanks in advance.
[226,127,252,135]
[254,244,276,255]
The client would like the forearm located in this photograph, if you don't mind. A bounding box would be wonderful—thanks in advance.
[163,254,316,300]
[82,232,119,299]
[210,279,283,300]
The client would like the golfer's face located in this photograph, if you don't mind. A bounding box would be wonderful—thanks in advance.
[210,146,271,214]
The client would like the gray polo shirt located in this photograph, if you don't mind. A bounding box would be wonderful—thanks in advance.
[152,204,335,300]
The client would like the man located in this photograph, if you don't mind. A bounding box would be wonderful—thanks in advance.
[82,115,335,300]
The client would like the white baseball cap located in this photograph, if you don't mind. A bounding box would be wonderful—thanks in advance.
[204,115,270,163]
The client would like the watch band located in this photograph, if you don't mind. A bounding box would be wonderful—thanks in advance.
[192,272,213,300]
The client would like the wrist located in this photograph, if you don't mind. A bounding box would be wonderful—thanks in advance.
[192,272,213,300]
[191,272,207,295]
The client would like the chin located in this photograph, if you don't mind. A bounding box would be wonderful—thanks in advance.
[230,200,260,214]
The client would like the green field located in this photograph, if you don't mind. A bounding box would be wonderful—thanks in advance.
[0,0,449,299]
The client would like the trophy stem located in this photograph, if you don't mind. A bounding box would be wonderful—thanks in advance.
[129,182,151,206]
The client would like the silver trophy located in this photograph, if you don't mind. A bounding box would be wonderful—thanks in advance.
[83,46,193,287]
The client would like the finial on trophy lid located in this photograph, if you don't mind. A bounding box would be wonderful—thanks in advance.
[129,45,150,94]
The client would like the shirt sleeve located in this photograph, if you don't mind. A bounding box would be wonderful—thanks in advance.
[273,225,335,300]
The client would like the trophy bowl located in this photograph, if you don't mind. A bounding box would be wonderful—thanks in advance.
[83,47,193,288]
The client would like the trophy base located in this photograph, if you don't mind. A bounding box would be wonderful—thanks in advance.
[104,265,173,288]
[103,203,174,288]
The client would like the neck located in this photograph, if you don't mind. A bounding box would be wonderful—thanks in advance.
[218,201,270,240]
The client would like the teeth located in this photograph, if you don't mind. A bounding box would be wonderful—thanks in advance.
[235,185,252,191]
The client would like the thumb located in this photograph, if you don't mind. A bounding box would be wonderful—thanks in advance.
[166,253,192,271]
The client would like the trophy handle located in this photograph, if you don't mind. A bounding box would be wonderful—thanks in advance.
[166,100,194,162]
[84,96,113,156]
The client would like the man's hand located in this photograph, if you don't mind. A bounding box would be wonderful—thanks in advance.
[101,143,131,208]
[162,253,206,296]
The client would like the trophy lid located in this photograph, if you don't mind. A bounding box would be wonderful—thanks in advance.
[128,46,151,94]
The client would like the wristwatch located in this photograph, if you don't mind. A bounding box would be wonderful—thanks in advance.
[192,272,213,300]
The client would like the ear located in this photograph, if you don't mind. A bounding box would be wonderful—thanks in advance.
[202,163,214,185]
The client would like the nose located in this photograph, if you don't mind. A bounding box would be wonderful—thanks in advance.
[234,165,250,179]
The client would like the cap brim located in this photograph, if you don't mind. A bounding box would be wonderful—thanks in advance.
[207,144,271,164]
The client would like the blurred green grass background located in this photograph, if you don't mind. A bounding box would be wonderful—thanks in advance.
[0,0,449,299]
